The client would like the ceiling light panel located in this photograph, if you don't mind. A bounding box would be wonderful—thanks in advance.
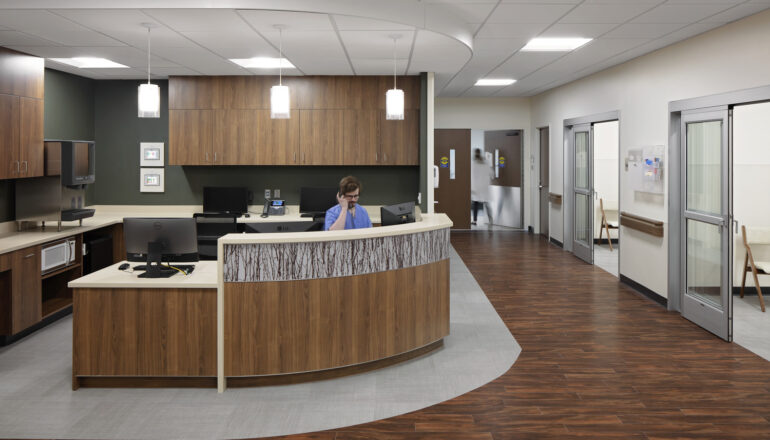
[475,78,516,86]
[521,37,592,51]
[49,57,128,68]
[230,57,295,69]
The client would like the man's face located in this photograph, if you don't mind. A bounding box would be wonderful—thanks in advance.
[343,189,360,208]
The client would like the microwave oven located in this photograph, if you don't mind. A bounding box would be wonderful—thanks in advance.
[41,238,77,273]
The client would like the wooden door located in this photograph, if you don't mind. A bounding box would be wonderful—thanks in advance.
[0,94,19,179]
[299,110,343,165]
[539,127,550,236]
[343,109,378,165]
[11,246,40,334]
[19,97,44,178]
[434,129,471,229]
[380,109,419,165]
[169,110,212,165]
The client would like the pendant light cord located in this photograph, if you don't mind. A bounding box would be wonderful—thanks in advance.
[392,37,397,90]
[146,26,151,84]
[279,28,283,86]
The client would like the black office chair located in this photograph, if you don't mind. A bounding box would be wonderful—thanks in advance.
[194,214,238,260]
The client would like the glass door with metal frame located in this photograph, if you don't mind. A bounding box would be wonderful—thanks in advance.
[680,107,732,341]
[573,123,593,263]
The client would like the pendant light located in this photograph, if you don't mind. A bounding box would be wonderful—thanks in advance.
[271,25,290,119]
[138,23,160,118]
[386,34,404,121]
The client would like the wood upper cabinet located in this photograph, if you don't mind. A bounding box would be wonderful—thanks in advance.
[19,97,44,178]
[11,246,41,334]
[380,109,420,165]
[214,109,299,165]
[343,109,378,165]
[299,110,343,165]
[0,48,44,99]
[0,94,20,179]
[169,77,219,109]
[169,110,213,165]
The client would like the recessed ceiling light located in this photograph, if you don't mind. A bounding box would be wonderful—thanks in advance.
[475,78,516,86]
[521,38,592,52]
[230,57,295,69]
[49,57,128,68]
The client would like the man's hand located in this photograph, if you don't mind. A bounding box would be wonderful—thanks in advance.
[337,192,349,210]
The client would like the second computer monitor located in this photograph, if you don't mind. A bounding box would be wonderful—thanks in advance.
[380,202,416,227]
[203,187,249,215]
[124,217,199,262]
[299,187,338,216]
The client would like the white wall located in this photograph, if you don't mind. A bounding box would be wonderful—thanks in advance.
[733,101,770,287]
[593,120,619,240]
[530,9,770,298]
[435,97,533,227]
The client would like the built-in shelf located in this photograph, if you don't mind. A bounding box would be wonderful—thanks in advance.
[41,263,81,281]
[42,297,72,319]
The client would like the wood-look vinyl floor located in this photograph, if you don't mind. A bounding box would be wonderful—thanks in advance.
[264,232,770,440]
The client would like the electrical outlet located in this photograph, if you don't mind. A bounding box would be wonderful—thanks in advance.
[274,189,281,199]
[264,189,271,199]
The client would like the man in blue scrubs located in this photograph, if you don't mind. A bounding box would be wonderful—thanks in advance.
[324,176,372,231]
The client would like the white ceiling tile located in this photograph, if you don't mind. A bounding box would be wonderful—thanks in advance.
[339,31,414,59]
[489,3,577,23]
[331,15,413,31]
[473,22,550,38]
[543,38,649,73]
[498,0,581,3]
[540,23,618,38]
[351,58,408,75]
[148,66,201,76]
[44,63,108,79]
[462,86,503,97]
[144,9,254,33]
[296,58,353,75]
[470,37,527,60]
[603,22,687,39]
[260,31,348,68]
[0,31,59,46]
[435,3,498,23]
[87,67,146,77]
[149,46,248,75]
[700,3,770,23]
[181,31,274,59]
[558,3,660,24]
[40,31,125,47]
[631,3,736,23]
[237,10,333,32]
[408,30,471,74]
[0,10,86,32]
[489,51,564,79]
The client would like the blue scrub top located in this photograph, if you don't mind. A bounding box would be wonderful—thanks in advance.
[324,204,372,230]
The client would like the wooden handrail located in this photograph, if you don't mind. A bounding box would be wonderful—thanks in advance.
[548,192,562,204]
[620,211,664,237]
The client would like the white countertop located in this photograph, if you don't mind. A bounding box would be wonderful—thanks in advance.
[68,260,218,289]
[219,213,452,245]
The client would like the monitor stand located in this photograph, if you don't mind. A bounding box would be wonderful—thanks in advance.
[138,241,177,278]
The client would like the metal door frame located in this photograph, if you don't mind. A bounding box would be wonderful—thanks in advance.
[536,126,549,237]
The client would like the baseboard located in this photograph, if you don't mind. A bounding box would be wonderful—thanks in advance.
[527,226,534,233]
[0,305,72,346]
[620,275,667,308]
[732,286,764,296]
[549,237,563,248]
[593,238,619,244]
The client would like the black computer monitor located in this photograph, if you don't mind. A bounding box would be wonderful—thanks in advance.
[299,187,338,217]
[124,218,199,278]
[203,187,249,215]
[380,202,416,227]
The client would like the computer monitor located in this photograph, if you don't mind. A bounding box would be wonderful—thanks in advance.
[124,218,199,278]
[299,187,338,216]
[380,202,416,227]
[203,187,249,215]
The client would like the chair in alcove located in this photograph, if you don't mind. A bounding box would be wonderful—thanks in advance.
[599,198,619,251]
[740,225,767,312]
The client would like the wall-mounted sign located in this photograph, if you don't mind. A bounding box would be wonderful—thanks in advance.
[498,156,506,168]
[140,168,164,193]
[439,156,449,168]
[140,142,164,166]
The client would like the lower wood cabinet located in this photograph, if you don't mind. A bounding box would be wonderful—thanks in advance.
[10,245,41,334]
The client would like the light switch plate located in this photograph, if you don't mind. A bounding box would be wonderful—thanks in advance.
[264,189,271,199]
[274,189,280,199]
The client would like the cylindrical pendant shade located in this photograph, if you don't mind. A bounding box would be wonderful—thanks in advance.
[271,85,290,119]
[138,83,160,118]
[386,88,404,120]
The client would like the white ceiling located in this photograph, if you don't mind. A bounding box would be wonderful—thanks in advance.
[0,0,768,97]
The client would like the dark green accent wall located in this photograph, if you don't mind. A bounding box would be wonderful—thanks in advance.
[0,69,96,223]
[89,79,419,206]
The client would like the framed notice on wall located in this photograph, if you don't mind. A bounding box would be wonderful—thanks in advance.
[140,142,164,167]
[140,168,164,193]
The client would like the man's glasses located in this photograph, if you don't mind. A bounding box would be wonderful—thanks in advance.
[343,193,360,199]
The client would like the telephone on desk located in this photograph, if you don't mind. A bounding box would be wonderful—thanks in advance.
[261,199,286,217]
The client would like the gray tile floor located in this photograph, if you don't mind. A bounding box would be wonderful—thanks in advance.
[734,294,770,361]
[594,243,619,277]
[0,247,520,440]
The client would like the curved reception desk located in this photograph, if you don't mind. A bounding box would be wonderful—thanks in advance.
[70,213,452,391]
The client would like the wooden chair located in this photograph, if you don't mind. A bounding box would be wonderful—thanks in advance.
[599,199,619,251]
[740,225,767,312]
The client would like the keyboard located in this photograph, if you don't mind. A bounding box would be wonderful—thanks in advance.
[133,264,195,275]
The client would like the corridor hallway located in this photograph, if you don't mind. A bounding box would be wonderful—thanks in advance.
[273,232,770,439]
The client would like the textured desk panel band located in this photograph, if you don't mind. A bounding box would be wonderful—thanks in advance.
[223,228,450,282]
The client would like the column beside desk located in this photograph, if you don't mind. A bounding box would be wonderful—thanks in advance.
[68,212,453,391]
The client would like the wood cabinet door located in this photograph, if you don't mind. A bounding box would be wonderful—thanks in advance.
[0,48,44,99]
[19,97,43,178]
[343,109,379,165]
[169,110,213,165]
[299,110,344,165]
[261,110,300,165]
[214,109,258,165]
[11,246,41,334]
[0,94,19,179]
[380,109,419,165]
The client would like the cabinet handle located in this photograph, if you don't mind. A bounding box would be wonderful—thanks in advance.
[214,152,217,162]
[21,161,28,173]
[205,152,209,162]
[293,152,296,162]
[24,253,34,259]
[301,152,305,163]
[376,152,378,162]
[13,161,19,174]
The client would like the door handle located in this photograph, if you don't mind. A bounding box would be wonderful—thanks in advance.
[433,201,439,204]
[538,185,544,189]
[732,219,739,234]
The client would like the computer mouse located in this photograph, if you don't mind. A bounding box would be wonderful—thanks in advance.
[244,213,250,218]
[118,263,130,271]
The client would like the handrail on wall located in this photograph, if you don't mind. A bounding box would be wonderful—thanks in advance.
[548,192,562,204]
[620,211,664,237]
